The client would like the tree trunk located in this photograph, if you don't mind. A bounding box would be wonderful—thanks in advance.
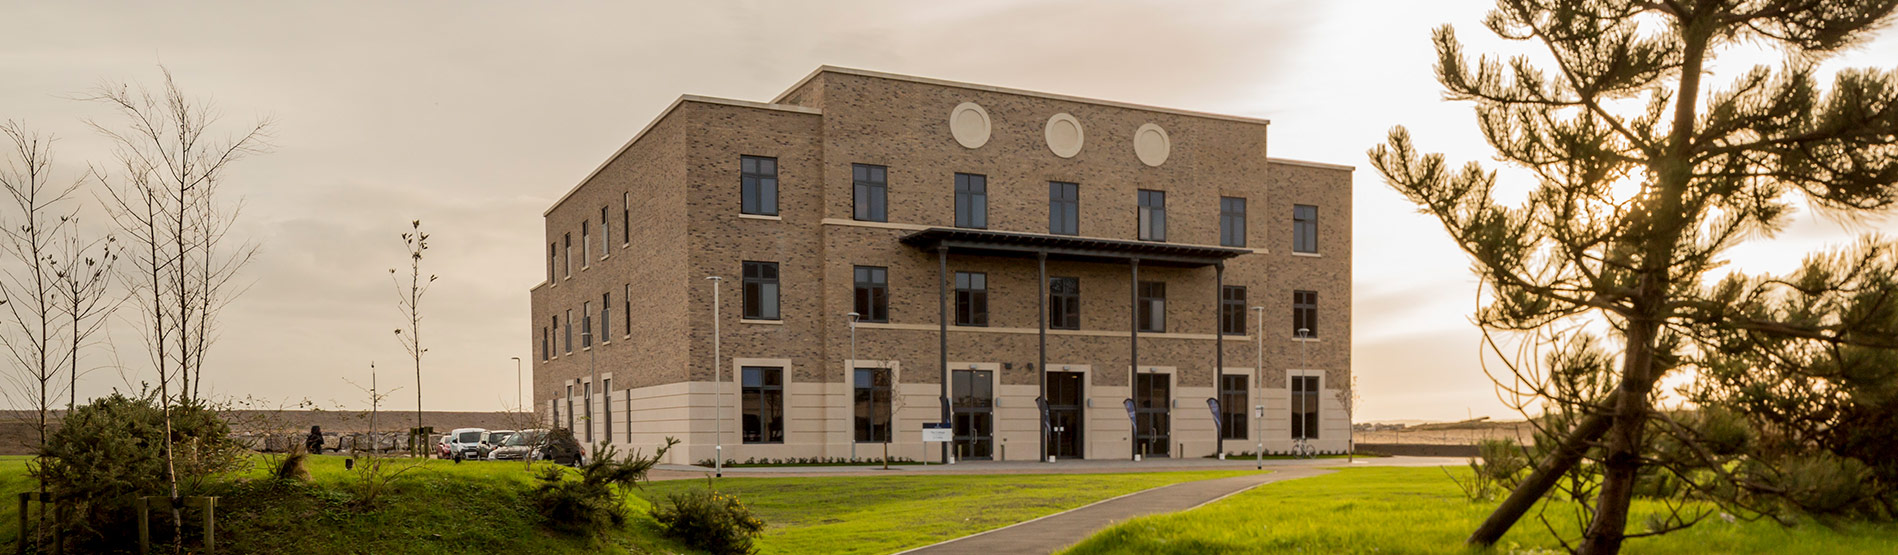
[1577,316,1660,554]
[1468,410,1612,546]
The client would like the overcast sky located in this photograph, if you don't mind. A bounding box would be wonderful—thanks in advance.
[3,1,1895,422]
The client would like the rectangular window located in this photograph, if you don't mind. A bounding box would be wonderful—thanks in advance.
[563,309,573,353]
[1138,190,1166,241]
[600,206,610,256]
[1294,204,1318,253]
[1048,276,1080,330]
[854,266,889,323]
[742,261,780,320]
[566,384,575,431]
[602,378,612,442]
[1049,181,1079,235]
[741,156,779,216]
[1294,290,1318,338]
[601,293,611,342]
[955,271,988,327]
[1220,374,1248,440]
[621,192,631,245]
[622,284,631,336]
[540,326,549,361]
[1138,281,1166,333]
[563,233,572,277]
[854,368,892,443]
[551,315,561,356]
[582,301,593,348]
[742,366,784,443]
[1221,286,1247,335]
[1220,197,1247,247]
[581,221,591,265]
[853,164,887,222]
[548,242,556,283]
[954,173,987,229]
[1292,375,1320,439]
[583,381,593,443]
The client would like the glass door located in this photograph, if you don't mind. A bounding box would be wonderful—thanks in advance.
[1134,373,1171,457]
[1047,371,1085,459]
[952,369,993,460]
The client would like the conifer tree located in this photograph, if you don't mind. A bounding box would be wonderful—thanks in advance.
[1371,1,1898,552]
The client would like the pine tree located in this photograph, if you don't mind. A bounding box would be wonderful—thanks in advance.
[1370,1,1898,552]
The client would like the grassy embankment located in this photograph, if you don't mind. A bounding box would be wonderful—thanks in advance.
[1063,466,1898,554]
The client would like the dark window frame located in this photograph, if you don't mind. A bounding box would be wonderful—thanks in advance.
[581,220,591,265]
[1049,181,1079,235]
[1221,286,1247,335]
[601,292,611,343]
[742,261,781,321]
[1294,204,1318,253]
[563,309,573,353]
[954,173,988,229]
[955,271,988,327]
[622,284,631,337]
[1294,290,1318,338]
[1220,197,1247,247]
[741,155,779,216]
[582,301,593,348]
[854,266,889,323]
[742,366,785,444]
[1220,374,1248,440]
[1138,281,1166,333]
[854,367,892,443]
[1138,189,1167,242]
[853,163,888,222]
[563,233,572,278]
[1048,276,1080,330]
[1292,375,1320,439]
[621,192,631,245]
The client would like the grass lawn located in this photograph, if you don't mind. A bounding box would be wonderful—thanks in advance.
[1062,466,1898,554]
[0,453,1245,554]
[640,469,1251,555]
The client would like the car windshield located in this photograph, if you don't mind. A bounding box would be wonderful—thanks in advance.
[489,432,513,443]
[505,431,543,447]
[457,431,482,443]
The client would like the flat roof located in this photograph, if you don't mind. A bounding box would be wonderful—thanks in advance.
[772,66,1272,126]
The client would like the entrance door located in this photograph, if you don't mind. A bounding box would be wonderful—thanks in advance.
[952,369,993,460]
[1134,373,1171,457]
[1046,371,1085,458]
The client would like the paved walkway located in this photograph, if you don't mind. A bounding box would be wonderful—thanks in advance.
[896,467,1332,555]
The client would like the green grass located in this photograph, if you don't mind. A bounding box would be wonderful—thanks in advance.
[1061,466,1898,554]
[640,469,1249,555]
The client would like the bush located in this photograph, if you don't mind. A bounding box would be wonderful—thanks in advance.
[275,443,311,482]
[34,393,245,549]
[525,438,675,536]
[651,482,766,555]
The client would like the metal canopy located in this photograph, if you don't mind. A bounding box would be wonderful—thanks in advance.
[899,227,1248,267]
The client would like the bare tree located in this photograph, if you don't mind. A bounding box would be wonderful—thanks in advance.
[51,218,118,410]
[391,220,434,448]
[1334,375,1357,463]
[86,68,269,552]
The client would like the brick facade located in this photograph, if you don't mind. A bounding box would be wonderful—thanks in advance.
[531,67,1353,464]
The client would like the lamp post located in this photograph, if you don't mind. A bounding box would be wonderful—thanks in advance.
[1297,326,1311,458]
[585,329,596,456]
[707,275,724,478]
[847,312,859,461]
[1250,306,1264,470]
[510,356,522,417]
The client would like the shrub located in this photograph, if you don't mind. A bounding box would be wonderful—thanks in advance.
[652,481,766,555]
[526,438,676,536]
[1475,438,1529,489]
[34,393,245,549]
[275,443,312,482]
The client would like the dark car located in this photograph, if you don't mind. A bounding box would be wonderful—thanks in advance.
[538,428,585,466]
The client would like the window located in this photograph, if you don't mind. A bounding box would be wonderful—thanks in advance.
[565,384,575,431]
[741,156,778,216]
[1048,277,1080,330]
[601,293,611,342]
[1220,197,1247,247]
[622,284,631,336]
[742,366,784,443]
[853,164,887,222]
[540,326,549,361]
[742,261,780,320]
[854,368,892,443]
[1049,181,1079,235]
[621,192,631,245]
[563,309,573,353]
[563,233,572,277]
[583,381,593,443]
[854,266,889,323]
[1292,375,1320,439]
[551,399,559,431]
[582,301,593,348]
[602,378,612,442]
[955,271,987,326]
[548,243,556,283]
[1221,286,1247,335]
[1294,290,1318,338]
[551,314,561,356]
[1294,204,1318,253]
[1220,374,1248,440]
[600,206,611,256]
[954,173,987,229]
[1138,190,1166,241]
[1138,281,1166,333]
[581,221,591,265]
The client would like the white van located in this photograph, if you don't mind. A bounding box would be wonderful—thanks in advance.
[446,427,488,460]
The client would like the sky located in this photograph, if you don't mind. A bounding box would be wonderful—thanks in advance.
[1,1,1895,422]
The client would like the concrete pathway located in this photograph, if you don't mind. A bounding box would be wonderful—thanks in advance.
[896,467,1332,555]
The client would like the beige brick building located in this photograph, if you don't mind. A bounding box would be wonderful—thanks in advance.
[531,67,1353,465]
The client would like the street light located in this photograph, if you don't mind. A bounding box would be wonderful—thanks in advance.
[707,275,724,478]
[510,356,522,418]
[847,312,859,460]
[1250,306,1265,470]
[585,329,596,452]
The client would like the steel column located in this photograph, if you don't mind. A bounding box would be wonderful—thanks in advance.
[938,245,951,464]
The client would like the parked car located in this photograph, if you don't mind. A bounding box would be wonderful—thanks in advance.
[484,429,516,449]
[435,434,452,459]
[445,427,488,460]
[488,429,544,461]
[537,428,585,466]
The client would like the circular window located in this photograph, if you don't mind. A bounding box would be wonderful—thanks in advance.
[949,102,991,149]
[1134,123,1170,167]
[1044,113,1085,158]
